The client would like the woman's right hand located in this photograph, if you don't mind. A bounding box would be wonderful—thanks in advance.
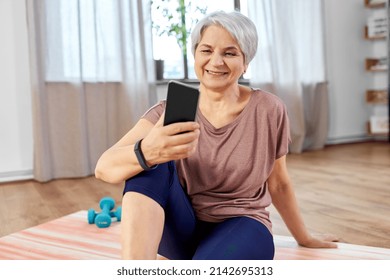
[140,114,200,166]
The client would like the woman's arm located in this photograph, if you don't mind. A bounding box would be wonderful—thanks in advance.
[267,155,338,248]
[95,114,200,184]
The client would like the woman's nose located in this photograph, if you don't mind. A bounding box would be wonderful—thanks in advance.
[209,53,224,66]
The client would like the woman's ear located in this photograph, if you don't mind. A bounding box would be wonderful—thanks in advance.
[243,64,248,75]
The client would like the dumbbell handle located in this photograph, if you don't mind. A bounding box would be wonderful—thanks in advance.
[101,203,112,214]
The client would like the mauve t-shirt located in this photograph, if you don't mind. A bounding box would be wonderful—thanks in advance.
[142,89,291,232]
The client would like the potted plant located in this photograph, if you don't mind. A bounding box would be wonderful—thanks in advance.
[152,0,207,79]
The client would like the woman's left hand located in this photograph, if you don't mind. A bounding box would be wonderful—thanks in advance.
[298,233,339,248]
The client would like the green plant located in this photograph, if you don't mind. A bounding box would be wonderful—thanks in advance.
[152,0,207,78]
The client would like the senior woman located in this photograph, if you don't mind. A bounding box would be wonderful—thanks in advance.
[95,11,338,260]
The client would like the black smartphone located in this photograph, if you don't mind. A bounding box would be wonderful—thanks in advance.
[163,80,200,126]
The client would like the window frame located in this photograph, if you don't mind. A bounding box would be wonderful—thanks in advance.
[151,0,249,82]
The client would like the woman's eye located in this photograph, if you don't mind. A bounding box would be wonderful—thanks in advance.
[225,52,237,57]
[200,49,211,53]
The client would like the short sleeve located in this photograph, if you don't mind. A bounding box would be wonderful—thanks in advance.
[141,100,166,125]
[275,102,292,159]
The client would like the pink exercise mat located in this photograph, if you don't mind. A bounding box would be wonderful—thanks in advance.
[0,211,389,260]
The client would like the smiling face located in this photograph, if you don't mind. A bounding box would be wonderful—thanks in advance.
[194,25,247,92]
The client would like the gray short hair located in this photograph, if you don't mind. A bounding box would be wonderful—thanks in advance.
[191,11,258,65]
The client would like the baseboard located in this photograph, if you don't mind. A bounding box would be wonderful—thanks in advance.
[0,169,33,183]
[326,134,374,145]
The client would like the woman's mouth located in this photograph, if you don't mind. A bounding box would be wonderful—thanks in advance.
[205,69,228,76]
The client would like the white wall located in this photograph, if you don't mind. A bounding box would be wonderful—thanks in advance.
[324,0,387,143]
[0,0,33,182]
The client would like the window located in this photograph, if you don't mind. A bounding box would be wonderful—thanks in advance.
[44,0,249,82]
[45,0,121,82]
[151,0,249,80]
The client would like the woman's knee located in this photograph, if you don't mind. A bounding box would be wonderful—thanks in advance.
[123,161,175,208]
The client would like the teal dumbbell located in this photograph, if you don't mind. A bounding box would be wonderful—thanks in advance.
[88,197,122,228]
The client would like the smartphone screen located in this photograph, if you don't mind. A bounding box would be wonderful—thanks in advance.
[163,81,200,126]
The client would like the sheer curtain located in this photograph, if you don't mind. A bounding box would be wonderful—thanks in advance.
[27,0,156,182]
[248,0,328,153]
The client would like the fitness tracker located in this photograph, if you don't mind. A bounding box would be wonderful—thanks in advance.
[134,139,158,171]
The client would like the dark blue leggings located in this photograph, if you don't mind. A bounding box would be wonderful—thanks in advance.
[123,161,275,260]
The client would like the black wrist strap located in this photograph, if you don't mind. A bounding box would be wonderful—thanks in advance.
[134,139,158,171]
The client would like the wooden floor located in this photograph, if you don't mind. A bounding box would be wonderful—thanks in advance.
[0,141,389,249]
